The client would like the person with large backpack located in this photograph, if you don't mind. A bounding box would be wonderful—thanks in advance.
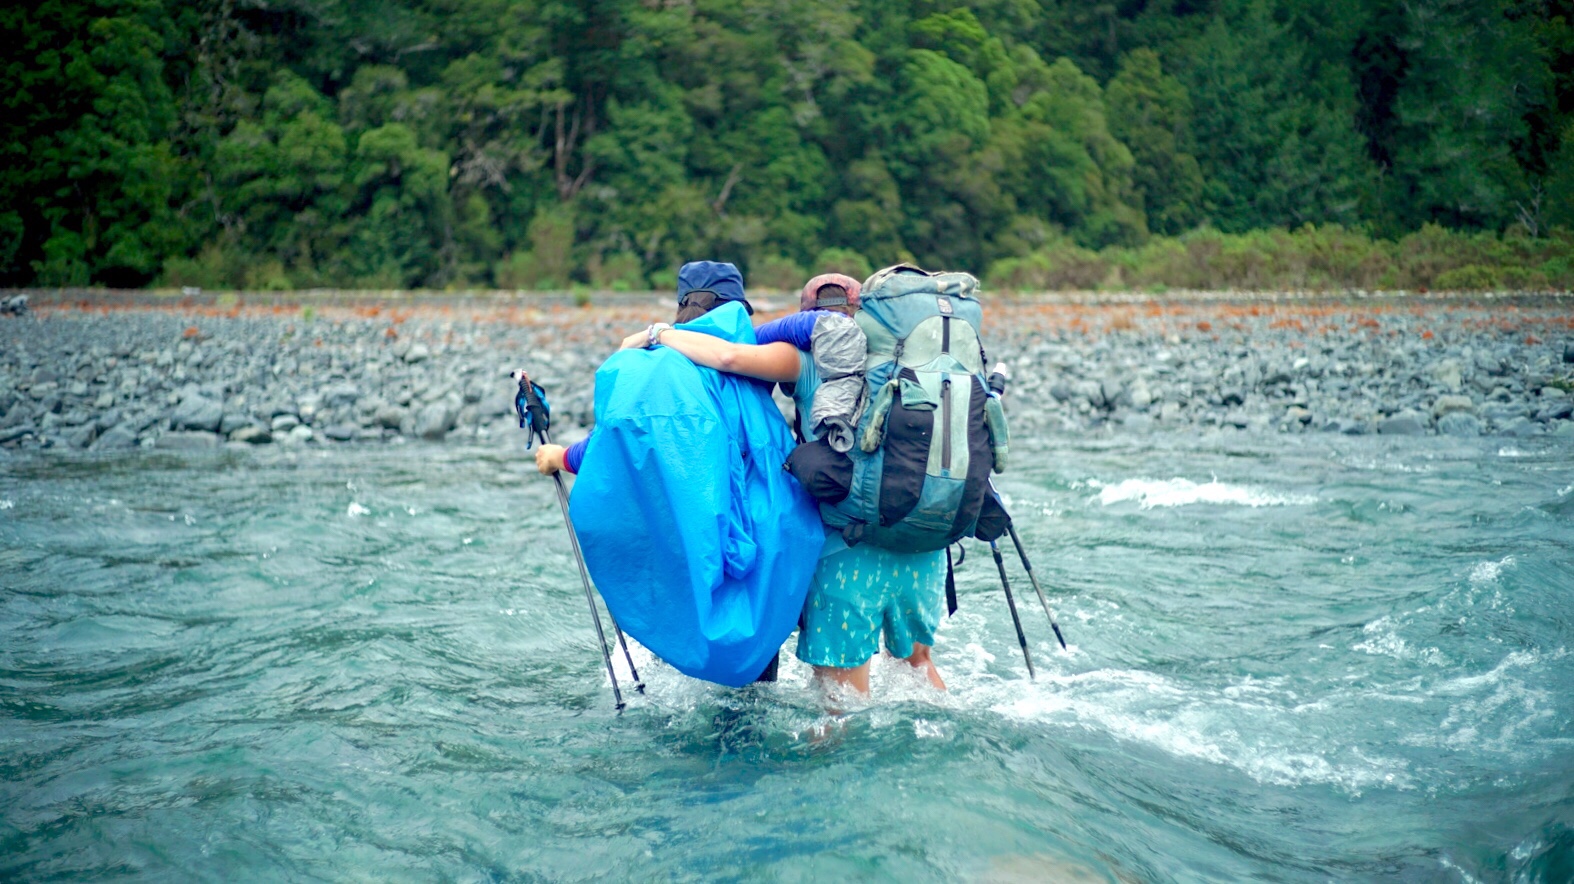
[624,265,1008,700]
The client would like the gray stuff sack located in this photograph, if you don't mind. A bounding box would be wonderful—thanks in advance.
[806,312,867,453]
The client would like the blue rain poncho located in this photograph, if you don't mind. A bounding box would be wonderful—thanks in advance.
[568,302,824,687]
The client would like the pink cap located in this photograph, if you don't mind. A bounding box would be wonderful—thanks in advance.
[799,273,862,312]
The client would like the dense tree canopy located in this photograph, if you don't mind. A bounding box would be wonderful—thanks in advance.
[2,0,1570,289]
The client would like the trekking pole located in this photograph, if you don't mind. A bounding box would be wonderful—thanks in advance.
[515,376,643,694]
[989,540,1035,680]
[980,361,1068,652]
[512,371,640,709]
[1002,515,1068,650]
[986,478,1069,651]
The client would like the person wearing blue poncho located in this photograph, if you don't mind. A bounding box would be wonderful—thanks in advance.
[631,273,951,702]
[535,262,824,688]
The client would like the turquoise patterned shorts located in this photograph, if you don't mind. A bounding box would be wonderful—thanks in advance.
[794,543,946,669]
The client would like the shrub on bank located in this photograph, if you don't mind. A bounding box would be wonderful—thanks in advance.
[985,224,1574,292]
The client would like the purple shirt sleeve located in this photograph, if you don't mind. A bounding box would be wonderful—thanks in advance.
[753,311,821,350]
[563,436,589,474]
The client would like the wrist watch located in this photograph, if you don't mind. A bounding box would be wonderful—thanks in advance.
[646,323,673,348]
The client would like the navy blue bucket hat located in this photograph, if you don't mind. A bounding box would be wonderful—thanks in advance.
[677,261,752,315]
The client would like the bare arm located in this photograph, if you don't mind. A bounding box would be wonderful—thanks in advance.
[619,328,801,383]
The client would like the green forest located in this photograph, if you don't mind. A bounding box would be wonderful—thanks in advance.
[4,0,1573,291]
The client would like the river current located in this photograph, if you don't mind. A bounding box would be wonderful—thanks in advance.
[2,432,1571,882]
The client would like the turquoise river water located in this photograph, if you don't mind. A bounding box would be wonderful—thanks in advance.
[2,433,1572,882]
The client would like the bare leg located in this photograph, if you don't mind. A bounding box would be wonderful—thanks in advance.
[807,662,870,741]
[902,642,947,691]
[812,662,871,698]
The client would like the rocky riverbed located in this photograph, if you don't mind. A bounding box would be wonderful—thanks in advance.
[2,293,1572,453]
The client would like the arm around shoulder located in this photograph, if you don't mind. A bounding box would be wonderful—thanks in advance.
[657,330,801,383]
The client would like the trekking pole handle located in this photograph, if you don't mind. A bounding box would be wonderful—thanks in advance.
[510,369,552,445]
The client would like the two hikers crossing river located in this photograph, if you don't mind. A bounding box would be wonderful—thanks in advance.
[519,260,1064,712]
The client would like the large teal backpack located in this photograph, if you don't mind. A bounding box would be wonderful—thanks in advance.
[820,264,1009,553]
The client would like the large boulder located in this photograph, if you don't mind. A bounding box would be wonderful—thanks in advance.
[219,412,254,435]
[171,395,223,432]
[323,382,361,409]
[1495,416,1539,437]
[63,424,97,449]
[1436,412,1483,436]
[414,401,456,440]
[1431,395,1475,418]
[1377,411,1427,435]
[1128,381,1154,410]
[93,425,139,449]
[1100,377,1128,409]
[375,403,408,430]
[296,392,322,424]
[156,431,222,449]
[229,425,272,444]
[1429,359,1463,391]
[1537,398,1574,422]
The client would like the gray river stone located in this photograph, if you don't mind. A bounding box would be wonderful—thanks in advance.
[1497,416,1539,437]
[1437,412,1484,437]
[229,425,272,444]
[375,403,407,429]
[171,395,223,432]
[93,425,139,449]
[156,431,222,449]
[414,401,456,440]
[1430,359,1464,391]
[219,412,254,435]
[1537,399,1574,422]
[324,383,361,409]
[63,424,97,449]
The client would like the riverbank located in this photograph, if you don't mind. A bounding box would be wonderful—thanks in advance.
[2,293,1571,452]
